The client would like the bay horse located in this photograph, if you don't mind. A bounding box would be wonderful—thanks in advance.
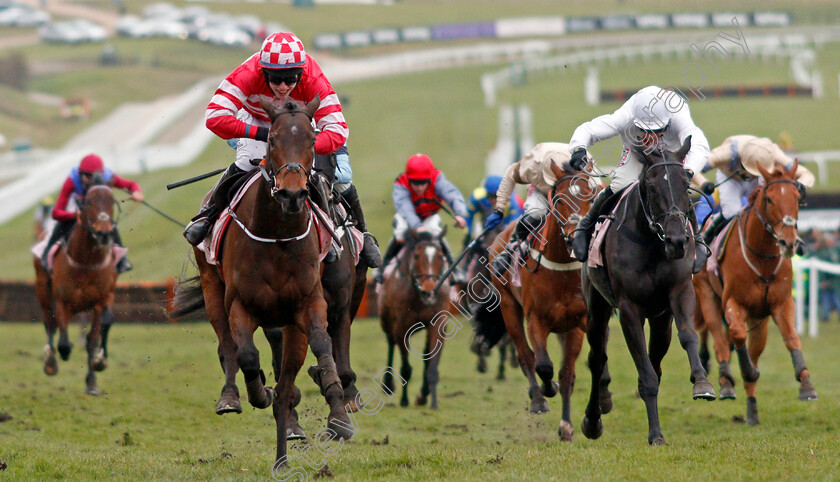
[379,228,451,409]
[581,137,715,446]
[171,97,353,467]
[33,183,116,395]
[490,163,611,442]
[693,159,815,425]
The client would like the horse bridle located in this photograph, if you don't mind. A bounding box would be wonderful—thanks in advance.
[78,185,115,245]
[750,178,800,243]
[550,174,591,244]
[639,160,691,242]
[409,241,444,293]
[260,109,314,202]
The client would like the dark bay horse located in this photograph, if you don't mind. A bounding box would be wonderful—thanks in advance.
[33,184,116,395]
[581,137,715,445]
[465,223,516,380]
[490,164,611,442]
[694,159,815,425]
[379,229,451,409]
[172,97,353,466]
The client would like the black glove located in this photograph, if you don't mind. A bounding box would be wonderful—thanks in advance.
[570,147,588,171]
[701,181,716,195]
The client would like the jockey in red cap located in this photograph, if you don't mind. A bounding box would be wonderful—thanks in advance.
[372,153,469,284]
[40,153,143,274]
[181,31,381,268]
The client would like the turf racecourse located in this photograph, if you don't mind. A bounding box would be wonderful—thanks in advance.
[0,317,837,480]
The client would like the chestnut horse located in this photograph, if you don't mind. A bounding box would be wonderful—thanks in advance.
[490,164,611,442]
[581,138,715,446]
[694,159,815,425]
[33,183,116,395]
[379,229,451,409]
[172,98,353,467]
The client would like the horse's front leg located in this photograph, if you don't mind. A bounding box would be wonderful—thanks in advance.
[229,301,274,409]
[772,297,817,402]
[418,319,445,410]
[581,287,610,441]
[527,314,559,399]
[264,327,305,440]
[724,298,760,383]
[617,301,665,445]
[304,297,354,441]
[84,306,104,396]
[500,295,547,414]
[54,303,73,361]
[328,311,359,412]
[272,327,308,469]
[695,276,736,397]
[670,280,715,400]
[557,327,584,442]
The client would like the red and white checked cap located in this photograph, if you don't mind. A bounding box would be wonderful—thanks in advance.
[259,32,306,69]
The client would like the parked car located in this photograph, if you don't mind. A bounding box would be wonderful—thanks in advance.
[39,20,108,44]
[0,6,49,27]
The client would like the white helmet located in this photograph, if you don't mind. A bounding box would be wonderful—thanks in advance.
[631,86,677,131]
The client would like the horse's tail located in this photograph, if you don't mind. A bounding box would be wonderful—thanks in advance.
[168,275,206,320]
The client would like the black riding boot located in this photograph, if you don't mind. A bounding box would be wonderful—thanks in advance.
[373,237,402,284]
[111,227,132,274]
[491,213,544,277]
[339,184,381,268]
[183,164,246,246]
[40,220,74,272]
[702,212,729,246]
[571,187,613,262]
[690,209,709,274]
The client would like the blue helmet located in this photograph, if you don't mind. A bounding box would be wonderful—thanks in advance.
[483,175,502,196]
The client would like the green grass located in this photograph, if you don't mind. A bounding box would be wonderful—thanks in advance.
[0,317,837,480]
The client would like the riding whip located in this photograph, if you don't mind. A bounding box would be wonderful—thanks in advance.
[138,200,187,228]
[166,168,226,190]
[433,226,492,293]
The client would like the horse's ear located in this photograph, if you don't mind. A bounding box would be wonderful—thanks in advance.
[439,225,448,239]
[756,160,772,181]
[305,95,320,119]
[676,135,692,161]
[260,96,281,120]
[407,228,418,242]
[790,158,799,177]
[550,160,566,179]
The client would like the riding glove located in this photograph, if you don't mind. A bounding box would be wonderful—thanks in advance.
[484,210,504,230]
[570,147,588,171]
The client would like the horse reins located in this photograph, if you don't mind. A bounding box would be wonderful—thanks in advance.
[639,160,691,241]
[66,185,115,269]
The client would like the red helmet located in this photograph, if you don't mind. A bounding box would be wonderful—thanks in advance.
[79,154,104,173]
[405,154,435,180]
[259,32,306,69]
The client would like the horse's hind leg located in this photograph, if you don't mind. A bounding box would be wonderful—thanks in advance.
[265,327,305,440]
[772,298,817,401]
[670,280,715,400]
[496,343,506,380]
[35,266,59,375]
[329,312,359,412]
[557,328,584,442]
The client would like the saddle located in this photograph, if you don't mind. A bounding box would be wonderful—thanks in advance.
[704,216,738,280]
[31,237,127,273]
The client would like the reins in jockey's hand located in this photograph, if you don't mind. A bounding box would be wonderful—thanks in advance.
[433,226,492,293]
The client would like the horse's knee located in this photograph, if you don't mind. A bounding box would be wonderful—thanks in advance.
[638,377,659,399]
[536,362,554,382]
[237,348,260,381]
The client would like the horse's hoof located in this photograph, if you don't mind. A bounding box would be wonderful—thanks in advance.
[649,436,667,446]
[215,398,242,415]
[599,393,613,415]
[799,388,818,401]
[286,427,307,440]
[400,397,408,407]
[530,398,550,414]
[91,353,107,372]
[85,386,100,396]
[581,416,603,440]
[558,420,574,442]
[343,398,360,413]
[496,372,506,381]
[416,393,427,406]
[543,380,560,398]
[43,353,58,376]
[719,377,737,400]
[746,397,759,425]
[327,416,355,440]
[692,380,716,400]
[477,359,487,373]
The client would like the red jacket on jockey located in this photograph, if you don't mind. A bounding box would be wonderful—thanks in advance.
[204,52,347,156]
[52,154,141,222]
[395,172,443,220]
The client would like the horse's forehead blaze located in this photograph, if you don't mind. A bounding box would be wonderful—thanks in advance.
[424,246,437,265]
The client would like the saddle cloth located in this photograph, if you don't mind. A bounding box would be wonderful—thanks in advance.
[705,217,737,279]
[587,182,638,269]
[32,236,127,272]
[197,174,351,268]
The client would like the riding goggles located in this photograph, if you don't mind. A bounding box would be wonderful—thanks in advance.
[265,69,302,86]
